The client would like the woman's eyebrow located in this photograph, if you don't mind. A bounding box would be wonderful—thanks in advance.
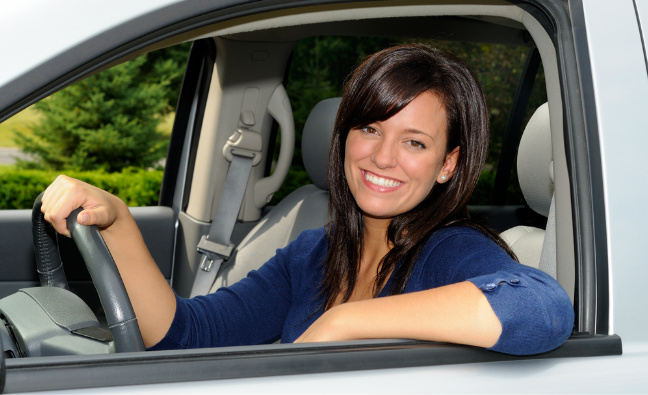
[405,128,436,142]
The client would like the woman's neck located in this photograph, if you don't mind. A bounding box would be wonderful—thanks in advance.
[361,216,393,287]
[362,216,391,253]
[335,215,393,304]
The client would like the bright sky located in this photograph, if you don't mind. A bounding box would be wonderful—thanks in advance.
[0,0,182,88]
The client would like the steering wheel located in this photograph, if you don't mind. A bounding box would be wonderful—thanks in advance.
[32,192,145,353]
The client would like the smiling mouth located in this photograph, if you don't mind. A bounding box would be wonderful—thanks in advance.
[363,171,402,188]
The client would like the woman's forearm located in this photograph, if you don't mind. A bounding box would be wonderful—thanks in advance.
[296,281,502,348]
[41,175,177,348]
[99,202,177,348]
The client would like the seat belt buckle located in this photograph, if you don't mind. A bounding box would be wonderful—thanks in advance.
[223,128,263,166]
[197,236,234,272]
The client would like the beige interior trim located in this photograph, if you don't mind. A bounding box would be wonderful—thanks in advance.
[186,1,531,224]
[194,1,523,41]
[522,12,575,301]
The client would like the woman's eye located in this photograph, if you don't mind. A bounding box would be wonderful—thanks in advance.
[407,140,426,149]
[359,126,378,135]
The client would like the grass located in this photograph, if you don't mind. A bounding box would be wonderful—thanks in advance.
[0,105,41,147]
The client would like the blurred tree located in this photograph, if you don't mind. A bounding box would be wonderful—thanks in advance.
[14,44,190,172]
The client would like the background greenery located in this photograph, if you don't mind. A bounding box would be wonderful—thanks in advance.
[0,36,545,209]
[0,167,162,209]
[13,44,190,172]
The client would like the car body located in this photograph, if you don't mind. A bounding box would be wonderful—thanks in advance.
[0,0,647,392]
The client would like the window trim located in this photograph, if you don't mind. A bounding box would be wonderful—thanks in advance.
[2,335,622,393]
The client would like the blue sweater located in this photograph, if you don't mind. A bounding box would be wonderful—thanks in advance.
[150,227,574,355]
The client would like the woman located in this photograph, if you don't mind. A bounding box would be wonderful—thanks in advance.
[41,44,573,355]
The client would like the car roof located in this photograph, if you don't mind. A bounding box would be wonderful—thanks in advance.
[0,0,248,120]
[0,0,556,122]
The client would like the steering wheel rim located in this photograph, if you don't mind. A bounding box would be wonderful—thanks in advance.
[32,193,145,353]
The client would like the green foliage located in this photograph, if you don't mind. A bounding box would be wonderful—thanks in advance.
[14,44,190,172]
[0,167,163,209]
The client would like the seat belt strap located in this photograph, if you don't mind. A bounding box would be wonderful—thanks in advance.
[190,151,255,297]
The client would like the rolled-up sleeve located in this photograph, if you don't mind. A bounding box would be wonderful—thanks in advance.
[415,227,574,356]
[469,269,574,355]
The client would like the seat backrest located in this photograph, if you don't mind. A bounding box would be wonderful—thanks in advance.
[210,98,340,290]
[500,103,554,273]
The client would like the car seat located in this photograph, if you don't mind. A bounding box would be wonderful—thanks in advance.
[212,100,559,291]
[210,98,340,290]
[500,103,557,278]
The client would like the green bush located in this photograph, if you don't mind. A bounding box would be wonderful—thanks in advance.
[0,167,163,209]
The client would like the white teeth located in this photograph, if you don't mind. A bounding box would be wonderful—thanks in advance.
[364,172,402,187]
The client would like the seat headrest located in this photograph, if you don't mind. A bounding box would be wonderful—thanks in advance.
[301,97,341,190]
[517,102,553,217]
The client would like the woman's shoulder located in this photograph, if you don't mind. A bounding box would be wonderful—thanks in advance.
[424,225,500,249]
[276,227,328,261]
[290,227,328,248]
[414,225,516,281]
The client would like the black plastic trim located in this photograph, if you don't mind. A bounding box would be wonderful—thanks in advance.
[515,0,608,336]
[565,0,609,335]
[492,47,541,205]
[159,39,216,208]
[3,335,622,393]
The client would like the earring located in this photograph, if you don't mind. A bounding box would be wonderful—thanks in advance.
[440,175,447,182]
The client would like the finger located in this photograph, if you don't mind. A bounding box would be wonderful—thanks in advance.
[41,175,88,237]
[77,205,113,228]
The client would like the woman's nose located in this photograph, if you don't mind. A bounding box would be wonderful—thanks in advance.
[371,140,397,169]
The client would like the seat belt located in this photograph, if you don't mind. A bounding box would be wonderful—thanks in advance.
[190,126,262,297]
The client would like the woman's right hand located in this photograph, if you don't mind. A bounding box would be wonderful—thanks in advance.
[41,175,127,238]
[41,174,178,348]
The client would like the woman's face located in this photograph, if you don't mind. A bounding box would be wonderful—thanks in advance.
[344,92,459,220]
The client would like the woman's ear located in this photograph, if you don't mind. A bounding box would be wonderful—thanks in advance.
[436,146,460,183]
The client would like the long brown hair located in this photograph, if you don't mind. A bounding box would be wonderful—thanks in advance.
[321,44,516,310]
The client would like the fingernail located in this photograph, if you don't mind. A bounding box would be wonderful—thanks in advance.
[80,213,89,224]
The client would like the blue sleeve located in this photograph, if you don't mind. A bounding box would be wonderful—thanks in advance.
[416,228,574,356]
[148,229,325,350]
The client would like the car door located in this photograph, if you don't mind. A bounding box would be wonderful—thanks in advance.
[0,40,219,311]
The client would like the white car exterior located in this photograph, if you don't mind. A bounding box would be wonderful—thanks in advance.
[0,0,646,393]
